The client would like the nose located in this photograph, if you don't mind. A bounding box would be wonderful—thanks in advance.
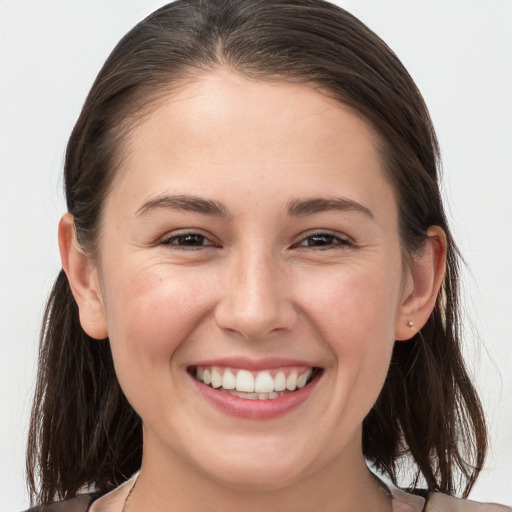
[214,248,297,340]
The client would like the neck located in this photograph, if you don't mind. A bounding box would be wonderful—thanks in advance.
[127,429,391,512]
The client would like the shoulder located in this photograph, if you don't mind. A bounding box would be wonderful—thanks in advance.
[390,485,510,512]
[23,473,138,512]
[426,493,512,512]
[22,493,101,512]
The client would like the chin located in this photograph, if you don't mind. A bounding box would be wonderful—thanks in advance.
[188,440,315,491]
[204,459,308,491]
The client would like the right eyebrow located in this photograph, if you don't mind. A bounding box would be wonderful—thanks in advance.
[136,194,229,217]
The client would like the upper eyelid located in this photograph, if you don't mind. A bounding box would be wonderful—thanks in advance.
[160,230,217,245]
[294,229,352,243]
[161,228,211,238]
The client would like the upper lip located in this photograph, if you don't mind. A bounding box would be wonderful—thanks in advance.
[187,356,318,371]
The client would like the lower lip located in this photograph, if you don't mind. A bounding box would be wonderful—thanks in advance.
[190,371,321,420]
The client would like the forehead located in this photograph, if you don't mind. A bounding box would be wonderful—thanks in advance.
[124,70,381,160]
[109,70,395,220]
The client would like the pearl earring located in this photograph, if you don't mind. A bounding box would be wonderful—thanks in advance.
[408,321,415,329]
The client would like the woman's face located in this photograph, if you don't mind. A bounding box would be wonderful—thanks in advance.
[91,71,414,488]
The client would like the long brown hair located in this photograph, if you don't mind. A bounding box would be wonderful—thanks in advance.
[27,0,487,505]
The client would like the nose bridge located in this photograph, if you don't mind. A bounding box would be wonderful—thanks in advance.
[216,242,294,339]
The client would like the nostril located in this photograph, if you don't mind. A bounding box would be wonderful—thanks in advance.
[214,302,298,341]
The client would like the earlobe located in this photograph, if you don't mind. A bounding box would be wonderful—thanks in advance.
[58,213,108,340]
[395,226,447,341]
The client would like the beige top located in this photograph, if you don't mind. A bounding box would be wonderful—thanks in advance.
[425,492,511,512]
[88,474,511,512]
[390,486,511,512]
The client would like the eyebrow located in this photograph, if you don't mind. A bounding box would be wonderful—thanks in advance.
[136,194,229,217]
[136,194,373,219]
[287,197,374,218]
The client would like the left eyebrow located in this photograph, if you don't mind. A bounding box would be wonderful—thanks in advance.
[287,196,374,219]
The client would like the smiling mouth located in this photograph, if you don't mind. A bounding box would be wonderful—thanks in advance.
[188,365,321,400]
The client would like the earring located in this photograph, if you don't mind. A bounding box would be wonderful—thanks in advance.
[408,321,415,329]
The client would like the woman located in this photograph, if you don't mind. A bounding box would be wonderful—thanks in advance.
[24,1,510,511]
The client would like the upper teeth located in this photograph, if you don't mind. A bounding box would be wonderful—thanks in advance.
[195,366,313,393]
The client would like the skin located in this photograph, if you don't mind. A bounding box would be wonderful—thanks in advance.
[60,70,446,512]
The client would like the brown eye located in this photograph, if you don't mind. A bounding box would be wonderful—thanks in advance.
[298,233,351,248]
[162,233,212,247]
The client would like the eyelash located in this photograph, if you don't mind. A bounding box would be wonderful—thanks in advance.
[293,232,353,249]
[160,231,352,250]
[161,232,215,249]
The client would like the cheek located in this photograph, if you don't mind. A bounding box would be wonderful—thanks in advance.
[101,264,223,430]
[295,259,402,398]
[102,263,215,383]
[297,260,403,343]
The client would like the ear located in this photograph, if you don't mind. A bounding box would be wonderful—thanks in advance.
[58,212,108,339]
[395,226,447,341]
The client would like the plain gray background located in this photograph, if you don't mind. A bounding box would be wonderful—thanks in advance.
[1,1,511,509]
